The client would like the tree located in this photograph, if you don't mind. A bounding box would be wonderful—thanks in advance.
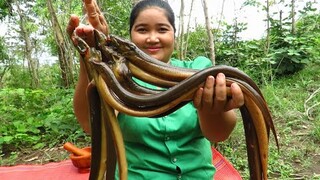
[266,0,270,54]
[182,0,195,59]
[202,0,215,65]
[177,0,185,60]
[15,0,40,88]
[290,0,296,34]
[46,0,75,88]
[0,0,13,20]
[0,37,10,87]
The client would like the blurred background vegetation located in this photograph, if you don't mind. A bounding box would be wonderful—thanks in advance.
[0,0,319,179]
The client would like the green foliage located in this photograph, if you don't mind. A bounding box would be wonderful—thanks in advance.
[266,23,309,76]
[296,12,320,63]
[0,88,87,155]
[0,36,10,85]
[0,36,8,59]
[182,26,210,60]
[212,0,320,82]
[39,63,66,88]
[3,61,68,89]
[261,0,320,77]
[220,63,320,179]
[0,0,13,20]
[3,65,32,88]
[0,1,319,177]
[37,0,83,56]
[103,0,132,38]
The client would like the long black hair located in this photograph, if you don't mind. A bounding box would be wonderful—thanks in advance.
[129,0,176,33]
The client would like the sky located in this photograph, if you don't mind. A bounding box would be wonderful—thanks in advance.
[0,18,8,36]
[0,0,264,39]
[168,0,318,40]
[169,0,266,40]
[1,0,318,39]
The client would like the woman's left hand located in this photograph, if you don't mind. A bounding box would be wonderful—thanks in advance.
[193,73,244,142]
[193,73,244,114]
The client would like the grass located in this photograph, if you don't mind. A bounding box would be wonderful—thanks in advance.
[218,63,320,179]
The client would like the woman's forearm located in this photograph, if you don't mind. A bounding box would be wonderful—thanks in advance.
[73,60,91,134]
[198,110,237,143]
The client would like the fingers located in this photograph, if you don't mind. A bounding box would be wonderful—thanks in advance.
[201,76,215,110]
[193,76,215,110]
[74,25,95,46]
[83,0,109,34]
[193,73,244,112]
[66,14,80,38]
[225,83,244,111]
[193,87,203,109]
[84,0,100,24]
[67,0,107,47]
[213,73,227,112]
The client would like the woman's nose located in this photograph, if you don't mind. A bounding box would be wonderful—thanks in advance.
[146,32,160,43]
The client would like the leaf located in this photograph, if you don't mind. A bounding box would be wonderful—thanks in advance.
[288,50,300,56]
[33,142,45,149]
[13,121,27,133]
[1,136,14,143]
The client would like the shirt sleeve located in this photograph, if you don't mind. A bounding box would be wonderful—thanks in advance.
[170,56,213,70]
[190,56,213,70]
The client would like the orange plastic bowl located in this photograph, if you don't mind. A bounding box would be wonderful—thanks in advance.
[70,147,91,172]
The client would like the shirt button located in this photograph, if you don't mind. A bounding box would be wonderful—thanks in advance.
[172,157,177,163]
[177,175,182,180]
[165,136,170,141]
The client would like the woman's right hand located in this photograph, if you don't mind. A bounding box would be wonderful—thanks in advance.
[66,0,109,47]
[69,1,110,134]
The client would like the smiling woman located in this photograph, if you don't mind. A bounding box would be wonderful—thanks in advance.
[68,0,246,179]
[130,7,175,63]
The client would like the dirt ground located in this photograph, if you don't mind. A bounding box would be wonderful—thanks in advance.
[3,146,70,166]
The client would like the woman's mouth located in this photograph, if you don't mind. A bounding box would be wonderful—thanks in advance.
[146,47,161,53]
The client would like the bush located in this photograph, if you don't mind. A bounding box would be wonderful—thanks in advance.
[0,88,86,154]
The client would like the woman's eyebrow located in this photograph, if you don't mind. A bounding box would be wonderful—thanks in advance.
[157,23,171,27]
[133,23,172,29]
[133,23,148,28]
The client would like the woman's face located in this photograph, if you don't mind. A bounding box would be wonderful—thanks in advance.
[130,7,175,63]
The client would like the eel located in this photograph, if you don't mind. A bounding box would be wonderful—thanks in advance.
[72,29,279,180]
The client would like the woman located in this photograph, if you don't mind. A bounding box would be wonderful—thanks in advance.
[67,0,244,179]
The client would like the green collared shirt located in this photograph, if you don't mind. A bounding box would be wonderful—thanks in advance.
[117,57,216,180]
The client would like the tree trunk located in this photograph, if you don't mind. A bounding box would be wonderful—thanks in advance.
[15,2,40,88]
[182,0,195,59]
[217,0,226,31]
[265,0,270,54]
[47,0,75,88]
[291,0,296,34]
[0,33,10,88]
[177,0,185,60]
[202,0,215,65]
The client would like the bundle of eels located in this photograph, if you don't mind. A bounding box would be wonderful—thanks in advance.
[72,29,279,180]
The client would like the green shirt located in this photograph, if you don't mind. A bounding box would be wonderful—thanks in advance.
[117,56,216,180]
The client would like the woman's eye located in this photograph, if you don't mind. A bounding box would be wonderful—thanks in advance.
[159,28,168,33]
[137,28,147,33]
